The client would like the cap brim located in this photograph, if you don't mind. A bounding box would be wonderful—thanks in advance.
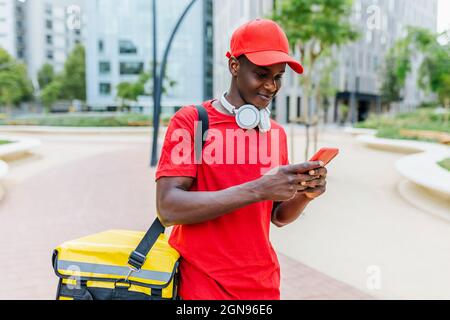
[245,50,304,74]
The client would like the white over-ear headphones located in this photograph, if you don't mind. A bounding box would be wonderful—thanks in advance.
[220,92,271,133]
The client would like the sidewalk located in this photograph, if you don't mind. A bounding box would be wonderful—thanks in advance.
[0,133,371,299]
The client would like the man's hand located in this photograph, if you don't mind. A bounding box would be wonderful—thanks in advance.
[256,161,324,202]
[299,166,327,200]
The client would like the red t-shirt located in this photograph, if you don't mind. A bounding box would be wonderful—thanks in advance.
[155,99,289,300]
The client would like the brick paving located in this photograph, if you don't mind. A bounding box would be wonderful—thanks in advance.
[0,138,372,300]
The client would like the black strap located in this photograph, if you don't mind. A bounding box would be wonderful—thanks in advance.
[128,218,165,270]
[128,105,209,270]
[194,105,209,163]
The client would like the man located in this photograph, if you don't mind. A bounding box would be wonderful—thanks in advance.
[155,19,327,300]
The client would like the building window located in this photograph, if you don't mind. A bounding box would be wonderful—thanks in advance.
[47,50,54,60]
[205,63,212,79]
[205,0,212,15]
[46,35,52,45]
[120,62,143,75]
[205,22,213,41]
[119,40,137,54]
[99,61,110,74]
[373,56,379,71]
[99,83,111,95]
[98,40,104,53]
[45,4,52,15]
[297,97,301,118]
[286,96,291,123]
[46,20,52,29]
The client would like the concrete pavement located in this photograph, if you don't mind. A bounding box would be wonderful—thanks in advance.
[271,125,450,299]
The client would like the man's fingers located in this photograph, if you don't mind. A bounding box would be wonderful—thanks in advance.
[286,161,323,174]
[300,178,326,188]
[293,174,318,185]
[304,186,326,194]
[308,167,327,177]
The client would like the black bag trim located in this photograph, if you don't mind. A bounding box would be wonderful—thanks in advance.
[52,250,179,290]
[58,284,168,300]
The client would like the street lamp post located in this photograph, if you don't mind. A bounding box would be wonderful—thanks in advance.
[150,0,199,167]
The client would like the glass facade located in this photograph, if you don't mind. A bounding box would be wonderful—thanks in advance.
[86,0,214,112]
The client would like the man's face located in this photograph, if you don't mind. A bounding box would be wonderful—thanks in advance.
[231,55,286,109]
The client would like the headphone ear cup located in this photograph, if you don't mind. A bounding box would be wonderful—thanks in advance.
[235,105,260,130]
[258,108,271,133]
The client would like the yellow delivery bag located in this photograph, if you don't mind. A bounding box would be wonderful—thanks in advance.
[52,218,180,300]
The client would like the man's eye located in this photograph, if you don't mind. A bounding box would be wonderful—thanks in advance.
[256,73,267,78]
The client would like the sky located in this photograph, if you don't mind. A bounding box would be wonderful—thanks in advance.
[437,0,450,32]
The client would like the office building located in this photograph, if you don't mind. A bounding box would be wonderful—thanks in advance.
[86,0,213,114]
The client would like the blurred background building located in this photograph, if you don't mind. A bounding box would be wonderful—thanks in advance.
[0,0,441,119]
[0,0,85,87]
[85,0,213,114]
[331,0,438,124]
[0,0,26,60]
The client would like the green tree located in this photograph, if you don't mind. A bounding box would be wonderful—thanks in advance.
[417,36,450,122]
[272,0,359,159]
[385,27,450,122]
[38,45,86,111]
[116,81,145,109]
[0,48,34,111]
[380,51,404,106]
[116,62,177,110]
[40,77,63,113]
[37,63,55,90]
[60,44,86,100]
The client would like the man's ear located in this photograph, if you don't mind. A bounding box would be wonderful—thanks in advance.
[228,57,240,77]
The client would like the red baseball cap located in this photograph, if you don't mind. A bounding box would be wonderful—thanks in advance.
[226,19,304,74]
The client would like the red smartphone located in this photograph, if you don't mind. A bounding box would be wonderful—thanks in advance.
[309,147,339,166]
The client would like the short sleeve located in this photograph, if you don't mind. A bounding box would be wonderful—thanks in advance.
[155,106,199,181]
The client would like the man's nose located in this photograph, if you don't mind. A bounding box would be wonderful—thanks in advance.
[264,78,278,93]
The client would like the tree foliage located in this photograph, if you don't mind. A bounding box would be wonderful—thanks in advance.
[0,48,34,108]
[60,44,86,100]
[38,44,86,109]
[116,62,177,107]
[37,63,55,90]
[381,26,450,120]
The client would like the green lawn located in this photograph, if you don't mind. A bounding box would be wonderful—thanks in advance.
[0,140,11,145]
[0,113,173,127]
[356,108,449,143]
[437,158,450,172]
